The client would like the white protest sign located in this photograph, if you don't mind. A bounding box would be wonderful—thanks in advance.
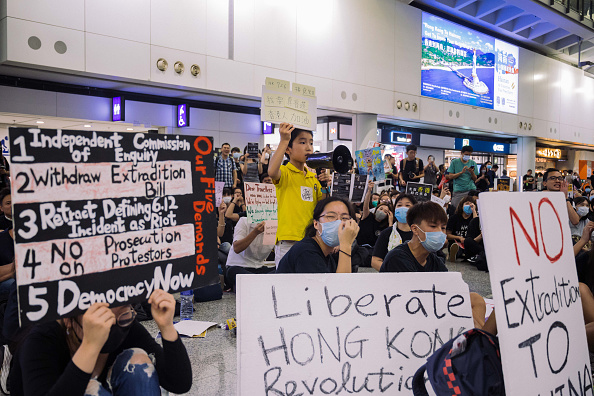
[237,273,474,395]
[479,192,592,395]
[244,182,278,245]
[215,181,225,208]
[261,78,317,131]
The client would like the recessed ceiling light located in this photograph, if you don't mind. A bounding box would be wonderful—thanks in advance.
[126,128,134,131]
[36,121,44,124]
[84,124,92,128]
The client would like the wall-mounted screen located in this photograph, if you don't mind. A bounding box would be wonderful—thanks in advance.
[421,12,519,114]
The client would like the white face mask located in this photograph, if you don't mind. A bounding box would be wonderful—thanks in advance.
[577,206,589,217]
[222,196,232,204]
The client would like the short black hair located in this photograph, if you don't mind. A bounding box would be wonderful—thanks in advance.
[304,197,356,238]
[455,196,477,215]
[259,173,271,182]
[543,168,560,181]
[574,196,589,207]
[0,188,10,204]
[527,169,532,172]
[231,147,240,153]
[461,145,473,153]
[492,164,499,169]
[285,128,313,159]
[221,143,230,148]
[407,201,448,227]
[406,144,417,152]
[222,187,234,196]
[394,193,417,207]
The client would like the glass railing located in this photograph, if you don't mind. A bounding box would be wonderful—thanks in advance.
[553,0,593,21]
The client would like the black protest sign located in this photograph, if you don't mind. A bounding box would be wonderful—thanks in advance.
[247,142,259,160]
[330,173,351,200]
[405,182,433,201]
[9,128,219,326]
[496,178,511,191]
[350,174,368,203]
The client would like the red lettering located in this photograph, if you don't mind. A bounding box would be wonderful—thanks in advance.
[194,136,212,155]
[538,198,564,263]
[195,265,206,276]
[510,202,540,266]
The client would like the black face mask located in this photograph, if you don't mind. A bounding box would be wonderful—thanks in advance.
[101,324,132,353]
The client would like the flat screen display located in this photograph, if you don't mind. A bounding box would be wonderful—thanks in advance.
[421,12,519,114]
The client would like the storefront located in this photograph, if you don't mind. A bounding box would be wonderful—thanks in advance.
[534,147,567,173]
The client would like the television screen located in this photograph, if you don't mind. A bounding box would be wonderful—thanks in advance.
[421,12,519,114]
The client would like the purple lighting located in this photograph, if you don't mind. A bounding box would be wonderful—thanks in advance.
[177,104,189,127]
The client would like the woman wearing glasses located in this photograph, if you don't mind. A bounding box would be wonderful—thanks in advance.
[12,289,192,396]
[276,197,359,274]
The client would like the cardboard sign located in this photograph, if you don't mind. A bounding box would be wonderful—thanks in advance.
[261,78,317,131]
[244,182,278,245]
[9,128,219,326]
[237,273,474,395]
[330,174,369,204]
[215,181,225,208]
[355,148,385,181]
[405,182,433,202]
[495,178,512,191]
[479,192,591,395]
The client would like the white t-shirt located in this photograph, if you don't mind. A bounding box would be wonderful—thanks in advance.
[226,217,275,268]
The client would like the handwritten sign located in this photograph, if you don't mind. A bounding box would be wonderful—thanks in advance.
[355,148,385,181]
[479,192,591,395]
[215,181,225,207]
[261,78,318,131]
[495,178,512,191]
[330,174,369,203]
[237,273,474,395]
[405,182,433,202]
[244,182,278,245]
[9,127,219,326]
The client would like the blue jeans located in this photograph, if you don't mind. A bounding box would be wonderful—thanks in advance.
[84,348,161,396]
[0,278,15,302]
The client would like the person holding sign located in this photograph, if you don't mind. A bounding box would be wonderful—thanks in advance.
[13,290,192,396]
[268,123,330,266]
[446,145,478,208]
[276,197,359,274]
[371,194,417,271]
[380,201,486,328]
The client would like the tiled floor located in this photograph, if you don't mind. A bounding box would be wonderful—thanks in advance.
[141,262,492,395]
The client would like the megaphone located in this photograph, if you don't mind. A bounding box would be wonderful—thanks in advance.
[306,145,353,174]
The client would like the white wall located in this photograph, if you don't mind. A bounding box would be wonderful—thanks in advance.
[1,0,594,147]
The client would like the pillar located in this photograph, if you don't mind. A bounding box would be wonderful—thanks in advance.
[516,136,536,192]
[353,114,378,152]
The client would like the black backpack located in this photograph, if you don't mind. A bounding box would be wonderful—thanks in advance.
[412,328,505,396]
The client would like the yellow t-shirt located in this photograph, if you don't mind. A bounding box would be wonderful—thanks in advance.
[274,162,323,243]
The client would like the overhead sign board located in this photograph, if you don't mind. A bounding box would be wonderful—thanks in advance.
[455,138,510,154]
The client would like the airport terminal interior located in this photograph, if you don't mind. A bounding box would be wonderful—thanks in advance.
[1,0,594,395]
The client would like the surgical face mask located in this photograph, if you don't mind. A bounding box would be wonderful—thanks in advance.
[416,226,447,253]
[371,200,378,208]
[463,205,473,215]
[590,195,594,202]
[264,153,270,160]
[586,188,592,194]
[319,220,341,247]
[486,165,492,170]
[222,196,232,204]
[233,152,240,159]
[375,210,387,222]
[577,207,589,217]
[462,155,471,161]
[394,207,409,224]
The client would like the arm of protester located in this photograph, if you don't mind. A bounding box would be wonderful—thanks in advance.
[317,170,331,199]
[225,200,240,222]
[371,256,383,271]
[233,221,265,254]
[440,184,450,200]
[240,160,247,175]
[258,153,263,174]
[446,230,462,243]
[268,123,294,181]
[0,262,15,282]
[574,222,594,256]
[470,166,478,181]
[561,181,580,225]
[217,203,227,238]
[232,168,238,189]
[71,303,114,374]
[362,180,374,220]
[336,220,359,273]
[469,202,478,218]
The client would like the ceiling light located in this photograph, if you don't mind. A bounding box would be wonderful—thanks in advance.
[126,128,134,131]
[84,124,92,128]
[36,121,44,124]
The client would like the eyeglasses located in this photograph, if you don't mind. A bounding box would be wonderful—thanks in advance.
[116,307,137,327]
[547,176,564,182]
[320,212,352,222]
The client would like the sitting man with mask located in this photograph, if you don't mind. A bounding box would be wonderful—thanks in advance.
[380,201,486,328]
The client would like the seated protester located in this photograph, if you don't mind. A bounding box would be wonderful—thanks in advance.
[219,188,237,245]
[276,197,359,274]
[570,196,591,243]
[464,217,486,267]
[369,193,380,210]
[446,196,478,262]
[371,194,417,271]
[357,181,393,265]
[0,228,15,301]
[260,172,273,184]
[380,201,486,328]
[224,187,247,223]
[543,168,580,227]
[225,218,275,291]
[0,188,12,231]
[12,290,192,396]
[370,192,391,214]
[389,190,400,206]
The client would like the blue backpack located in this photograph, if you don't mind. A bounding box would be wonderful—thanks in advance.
[412,328,505,396]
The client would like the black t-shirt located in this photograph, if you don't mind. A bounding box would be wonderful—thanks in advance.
[276,237,336,274]
[220,203,244,244]
[466,217,481,240]
[523,174,535,191]
[399,158,424,183]
[12,320,192,396]
[446,214,473,239]
[0,216,12,231]
[373,226,414,260]
[0,229,14,266]
[356,215,389,247]
[380,243,447,273]
[576,252,591,289]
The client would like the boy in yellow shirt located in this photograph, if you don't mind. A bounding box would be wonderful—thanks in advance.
[268,123,330,267]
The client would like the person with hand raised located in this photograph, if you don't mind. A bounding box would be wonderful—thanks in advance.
[13,290,192,396]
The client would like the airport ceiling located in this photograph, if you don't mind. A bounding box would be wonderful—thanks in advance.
[411,0,594,65]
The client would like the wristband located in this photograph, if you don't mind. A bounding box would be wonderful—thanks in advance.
[339,250,351,257]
